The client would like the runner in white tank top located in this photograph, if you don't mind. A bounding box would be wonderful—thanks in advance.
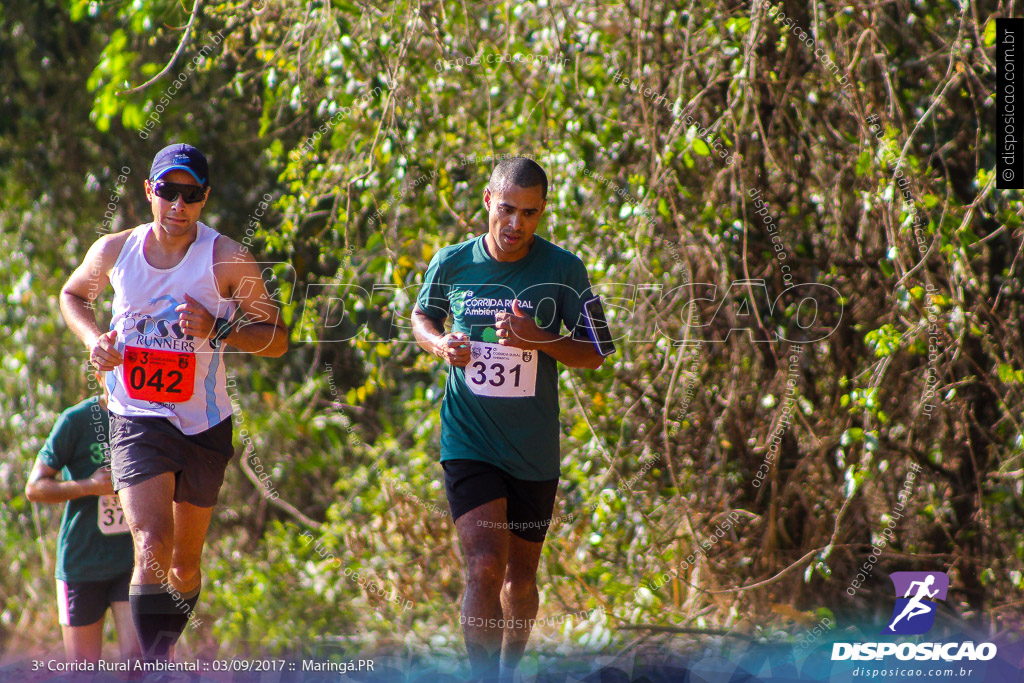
[59,144,288,663]
[106,221,235,434]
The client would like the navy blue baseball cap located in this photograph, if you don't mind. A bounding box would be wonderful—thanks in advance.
[149,143,209,186]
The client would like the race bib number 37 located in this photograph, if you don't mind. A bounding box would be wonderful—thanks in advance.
[98,494,129,535]
[465,342,538,398]
[123,346,195,402]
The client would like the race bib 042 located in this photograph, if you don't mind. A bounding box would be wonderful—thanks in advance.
[98,494,129,535]
[123,346,195,402]
[465,342,538,398]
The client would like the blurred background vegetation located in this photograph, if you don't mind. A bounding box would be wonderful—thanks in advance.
[2,0,1022,672]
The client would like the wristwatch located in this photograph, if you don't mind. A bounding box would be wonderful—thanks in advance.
[210,317,233,349]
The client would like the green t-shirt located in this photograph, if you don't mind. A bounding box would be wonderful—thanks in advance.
[416,234,594,480]
[36,397,134,582]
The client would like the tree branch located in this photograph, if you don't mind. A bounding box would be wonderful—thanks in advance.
[118,0,203,96]
[239,448,323,530]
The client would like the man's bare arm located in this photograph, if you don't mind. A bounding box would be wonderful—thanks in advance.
[25,461,114,503]
[494,301,605,370]
[412,306,470,367]
[215,242,289,357]
[60,233,127,370]
[512,331,605,370]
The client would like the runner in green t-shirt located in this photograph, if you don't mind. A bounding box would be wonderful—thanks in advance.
[412,157,606,682]
[25,385,138,664]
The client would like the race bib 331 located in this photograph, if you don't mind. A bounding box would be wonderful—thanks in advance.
[465,342,538,398]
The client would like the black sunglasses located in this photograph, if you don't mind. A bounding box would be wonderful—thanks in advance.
[151,180,207,204]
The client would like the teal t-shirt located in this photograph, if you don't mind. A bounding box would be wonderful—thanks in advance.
[416,234,594,480]
[36,397,134,582]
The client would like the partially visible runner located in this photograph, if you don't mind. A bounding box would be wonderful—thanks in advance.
[412,157,606,682]
[59,143,288,663]
[25,376,139,666]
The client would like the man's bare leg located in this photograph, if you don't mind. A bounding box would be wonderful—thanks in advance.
[110,600,141,659]
[499,533,544,682]
[110,600,142,680]
[170,499,214,593]
[119,473,176,586]
[455,498,509,682]
[60,619,104,663]
[118,473,212,659]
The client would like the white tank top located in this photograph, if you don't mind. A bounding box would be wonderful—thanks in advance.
[105,222,236,434]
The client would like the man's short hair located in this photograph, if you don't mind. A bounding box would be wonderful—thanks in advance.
[488,157,547,200]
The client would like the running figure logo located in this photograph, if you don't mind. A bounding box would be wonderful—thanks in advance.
[884,571,949,635]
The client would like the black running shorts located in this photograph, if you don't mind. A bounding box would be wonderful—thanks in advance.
[442,458,559,543]
[56,571,131,627]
